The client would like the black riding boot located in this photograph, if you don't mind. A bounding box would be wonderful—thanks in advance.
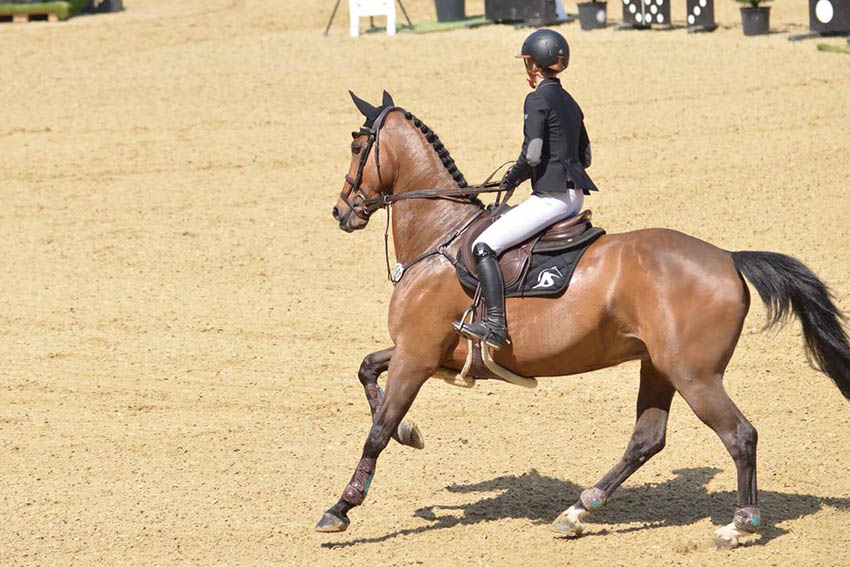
[453,243,509,349]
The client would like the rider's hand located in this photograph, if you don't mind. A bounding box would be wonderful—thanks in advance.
[499,166,522,191]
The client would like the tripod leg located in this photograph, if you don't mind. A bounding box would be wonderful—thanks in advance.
[396,0,414,28]
[323,0,343,36]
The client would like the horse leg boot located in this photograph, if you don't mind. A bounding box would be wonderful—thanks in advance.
[552,360,675,536]
[316,354,431,532]
[453,243,509,349]
[358,347,424,449]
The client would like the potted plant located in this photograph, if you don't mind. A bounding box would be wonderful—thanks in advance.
[577,1,607,30]
[435,0,465,22]
[737,0,771,36]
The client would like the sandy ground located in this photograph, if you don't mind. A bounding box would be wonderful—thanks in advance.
[2,0,850,565]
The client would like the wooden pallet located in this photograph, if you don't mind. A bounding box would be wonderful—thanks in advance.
[0,0,85,23]
[8,11,60,23]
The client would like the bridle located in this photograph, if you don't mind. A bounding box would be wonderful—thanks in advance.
[339,106,511,220]
[339,105,396,221]
[338,105,514,283]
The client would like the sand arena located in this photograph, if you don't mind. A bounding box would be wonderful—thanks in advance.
[2,0,850,564]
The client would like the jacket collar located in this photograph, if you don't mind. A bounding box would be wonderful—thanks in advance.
[536,77,561,89]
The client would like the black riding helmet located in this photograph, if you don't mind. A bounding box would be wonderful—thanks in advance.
[518,29,570,71]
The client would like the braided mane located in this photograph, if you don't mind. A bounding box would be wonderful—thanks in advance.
[401,111,469,190]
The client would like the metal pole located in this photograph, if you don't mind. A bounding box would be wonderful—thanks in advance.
[396,0,414,28]
[323,0,343,36]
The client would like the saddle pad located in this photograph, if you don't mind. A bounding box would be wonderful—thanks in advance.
[455,229,604,298]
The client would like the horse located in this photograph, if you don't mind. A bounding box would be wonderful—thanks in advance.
[315,91,850,548]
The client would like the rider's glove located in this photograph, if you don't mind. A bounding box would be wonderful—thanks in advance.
[499,166,524,191]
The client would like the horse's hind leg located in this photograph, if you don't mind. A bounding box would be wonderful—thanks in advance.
[674,376,759,548]
[358,347,424,449]
[552,360,675,535]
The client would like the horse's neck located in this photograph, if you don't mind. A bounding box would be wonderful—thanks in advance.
[391,196,477,264]
[389,141,478,264]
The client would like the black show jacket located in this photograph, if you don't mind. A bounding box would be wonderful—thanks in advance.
[513,77,598,195]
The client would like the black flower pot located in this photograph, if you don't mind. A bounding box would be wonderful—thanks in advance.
[740,6,770,36]
[577,2,607,30]
[435,0,465,22]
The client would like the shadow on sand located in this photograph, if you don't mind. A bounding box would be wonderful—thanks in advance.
[321,467,850,548]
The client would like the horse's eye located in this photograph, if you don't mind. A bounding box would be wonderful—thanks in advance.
[351,145,362,155]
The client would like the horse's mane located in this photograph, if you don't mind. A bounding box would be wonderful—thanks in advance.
[357,94,482,206]
[398,110,469,190]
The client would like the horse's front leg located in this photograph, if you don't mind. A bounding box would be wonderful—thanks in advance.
[358,347,423,449]
[316,350,433,532]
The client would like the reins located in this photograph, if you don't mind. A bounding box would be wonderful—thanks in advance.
[339,106,515,283]
[379,164,515,284]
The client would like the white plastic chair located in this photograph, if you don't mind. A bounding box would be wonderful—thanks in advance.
[349,0,397,37]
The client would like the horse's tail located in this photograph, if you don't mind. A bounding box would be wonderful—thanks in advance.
[732,250,850,401]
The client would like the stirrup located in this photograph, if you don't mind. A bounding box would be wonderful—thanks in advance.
[452,305,476,340]
[453,320,510,350]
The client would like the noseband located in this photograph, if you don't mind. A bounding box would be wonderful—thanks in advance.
[340,105,397,221]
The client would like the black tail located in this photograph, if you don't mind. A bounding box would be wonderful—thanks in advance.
[732,251,850,401]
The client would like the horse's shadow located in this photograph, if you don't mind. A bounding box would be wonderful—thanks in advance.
[321,467,850,548]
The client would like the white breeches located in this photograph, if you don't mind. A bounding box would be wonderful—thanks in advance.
[473,189,584,255]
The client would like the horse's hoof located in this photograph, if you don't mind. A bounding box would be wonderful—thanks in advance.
[314,512,350,533]
[713,522,738,549]
[550,505,586,536]
[398,420,425,449]
[712,522,756,550]
[712,534,738,550]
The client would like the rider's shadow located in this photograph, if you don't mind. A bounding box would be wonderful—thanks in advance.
[321,467,850,548]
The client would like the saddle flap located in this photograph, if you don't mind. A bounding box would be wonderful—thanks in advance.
[458,208,531,288]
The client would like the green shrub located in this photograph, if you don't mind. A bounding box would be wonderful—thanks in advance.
[0,0,89,20]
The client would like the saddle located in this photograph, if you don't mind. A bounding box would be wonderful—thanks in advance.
[457,209,604,289]
[451,209,604,388]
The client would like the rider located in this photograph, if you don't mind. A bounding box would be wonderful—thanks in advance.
[454,28,598,350]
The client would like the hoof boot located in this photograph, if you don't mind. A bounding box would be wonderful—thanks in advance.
[734,506,761,533]
[579,487,607,511]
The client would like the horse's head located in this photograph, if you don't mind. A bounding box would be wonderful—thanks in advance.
[332,90,399,232]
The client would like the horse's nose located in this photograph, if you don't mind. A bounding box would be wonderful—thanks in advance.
[332,206,340,221]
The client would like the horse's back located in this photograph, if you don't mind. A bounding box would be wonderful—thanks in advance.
[500,228,748,376]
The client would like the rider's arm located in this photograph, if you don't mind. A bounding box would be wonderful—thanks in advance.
[579,123,591,168]
[502,93,546,189]
[522,92,547,167]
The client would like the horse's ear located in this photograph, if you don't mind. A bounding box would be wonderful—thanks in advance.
[382,90,395,108]
[349,90,379,120]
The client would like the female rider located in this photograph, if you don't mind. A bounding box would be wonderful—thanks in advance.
[454,28,598,349]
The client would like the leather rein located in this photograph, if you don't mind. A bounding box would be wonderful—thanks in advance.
[338,105,513,284]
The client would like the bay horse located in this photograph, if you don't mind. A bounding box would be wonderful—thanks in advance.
[316,91,850,548]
